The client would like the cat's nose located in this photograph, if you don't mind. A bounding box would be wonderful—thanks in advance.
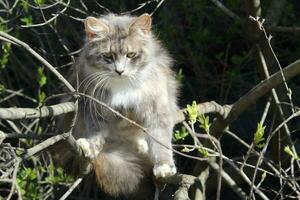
[115,69,124,75]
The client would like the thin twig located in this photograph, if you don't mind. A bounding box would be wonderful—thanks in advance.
[59,178,83,200]
[6,159,21,200]
[211,58,300,138]
[0,31,75,92]
[209,0,242,22]
[150,0,164,16]
[21,0,70,28]
[121,0,158,15]
[250,16,295,114]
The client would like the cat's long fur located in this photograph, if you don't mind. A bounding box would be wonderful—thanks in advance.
[54,13,179,198]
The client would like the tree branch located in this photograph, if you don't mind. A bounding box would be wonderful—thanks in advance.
[0,31,75,93]
[211,58,300,138]
[0,102,76,120]
[209,0,242,22]
[2,55,300,134]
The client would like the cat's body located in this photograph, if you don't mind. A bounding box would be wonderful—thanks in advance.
[55,13,179,199]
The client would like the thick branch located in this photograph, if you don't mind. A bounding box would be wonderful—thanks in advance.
[176,101,231,124]
[22,133,70,160]
[159,173,198,200]
[211,59,300,137]
[0,102,75,120]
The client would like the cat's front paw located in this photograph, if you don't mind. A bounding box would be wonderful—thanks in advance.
[77,138,101,159]
[136,138,149,154]
[153,163,176,178]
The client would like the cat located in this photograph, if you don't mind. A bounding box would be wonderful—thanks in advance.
[54,13,179,199]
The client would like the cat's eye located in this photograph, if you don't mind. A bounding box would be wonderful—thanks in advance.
[102,52,113,59]
[126,52,137,58]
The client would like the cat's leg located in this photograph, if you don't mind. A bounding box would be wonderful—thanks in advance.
[77,134,105,159]
[148,126,177,178]
[136,136,149,155]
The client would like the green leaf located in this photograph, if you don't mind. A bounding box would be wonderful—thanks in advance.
[45,164,74,184]
[17,167,41,199]
[0,42,11,70]
[15,149,23,156]
[0,17,6,31]
[19,1,29,12]
[21,15,33,26]
[254,123,266,148]
[186,101,198,122]
[34,0,45,5]
[0,84,5,94]
[174,126,189,141]
[181,146,190,153]
[198,114,211,133]
[284,145,299,160]
[38,91,46,103]
[197,147,209,158]
[37,126,43,135]
[37,67,47,87]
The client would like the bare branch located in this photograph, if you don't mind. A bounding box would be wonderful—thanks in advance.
[211,58,300,138]
[0,31,75,93]
[21,0,70,28]
[22,132,69,160]
[121,0,158,15]
[6,159,21,200]
[209,0,242,22]
[59,178,83,200]
[176,101,231,124]
[0,131,55,140]
[150,0,165,16]
[0,102,75,120]
[209,162,248,200]
[158,173,198,200]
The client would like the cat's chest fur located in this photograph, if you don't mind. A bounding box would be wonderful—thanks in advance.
[107,78,153,110]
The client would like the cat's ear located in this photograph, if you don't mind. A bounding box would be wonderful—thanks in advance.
[129,13,152,35]
[84,17,109,40]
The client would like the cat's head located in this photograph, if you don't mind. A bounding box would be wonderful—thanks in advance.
[82,13,154,80]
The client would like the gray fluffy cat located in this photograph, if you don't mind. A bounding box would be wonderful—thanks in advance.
[56,13,179,198]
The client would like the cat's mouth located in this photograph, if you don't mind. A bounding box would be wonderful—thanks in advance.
[110,71,129,79]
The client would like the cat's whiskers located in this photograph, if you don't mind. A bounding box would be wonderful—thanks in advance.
[88,74,110,126]
[96,77,110,117]
[81,72,109,125]
[127,76,136,87]
[79,73,98,89]
[79,74,100,121]
[91,76,110,125]
[80,72,108,92]
[128,73,141,87]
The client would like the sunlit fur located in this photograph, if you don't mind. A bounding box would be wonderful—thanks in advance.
[61,13,179,198]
